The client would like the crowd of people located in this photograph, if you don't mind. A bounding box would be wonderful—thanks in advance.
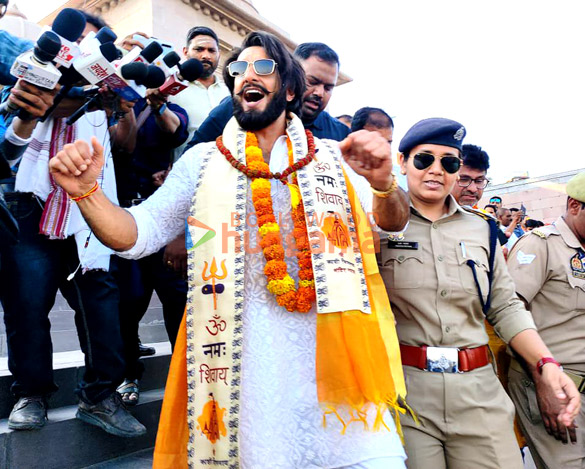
[1,2,584,469]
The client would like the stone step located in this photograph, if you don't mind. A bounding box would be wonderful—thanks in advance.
[0,343,171,420]
[0,389,163,469]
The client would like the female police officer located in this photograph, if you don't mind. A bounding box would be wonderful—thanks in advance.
[377,118,580,469]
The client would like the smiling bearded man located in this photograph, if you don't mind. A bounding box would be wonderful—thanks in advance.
[48,31,411,469]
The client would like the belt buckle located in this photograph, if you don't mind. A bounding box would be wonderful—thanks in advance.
[426,347,459,373]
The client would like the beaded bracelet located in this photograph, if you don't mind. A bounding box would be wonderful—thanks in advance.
[71,182,99,203]
[370,177,398,198]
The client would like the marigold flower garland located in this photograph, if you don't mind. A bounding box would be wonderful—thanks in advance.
[216,131,316,312]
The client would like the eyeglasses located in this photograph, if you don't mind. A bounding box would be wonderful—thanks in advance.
[412,153,462,174]
[227,59,277,77]
[457,176,490,189]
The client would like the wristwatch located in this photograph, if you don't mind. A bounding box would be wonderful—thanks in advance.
[154,102,167,116]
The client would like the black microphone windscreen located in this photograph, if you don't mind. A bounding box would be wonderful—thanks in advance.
[35,31,62,62]
[59,65,83,86]
[95,27,117,45]
[120,62,148,82]
[178,59,204,82]
[99,42,118,62]
[140,42,164,63]
[163,51,181,68]
[52,8,86,42]
[143,65,166,89]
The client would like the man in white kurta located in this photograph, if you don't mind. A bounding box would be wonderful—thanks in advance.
[48,31,410,468]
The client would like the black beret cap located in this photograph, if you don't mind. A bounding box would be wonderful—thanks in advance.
[398,118,466,155]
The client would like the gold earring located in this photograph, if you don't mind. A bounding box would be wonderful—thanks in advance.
[401,169,406,175]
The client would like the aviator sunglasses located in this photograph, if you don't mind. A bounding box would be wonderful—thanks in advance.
[227,59,278,77]
[412,152,462,174]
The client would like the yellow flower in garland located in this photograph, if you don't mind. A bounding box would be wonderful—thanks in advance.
[245,131,316,313]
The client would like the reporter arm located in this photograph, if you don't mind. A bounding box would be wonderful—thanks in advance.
[153,107,180,134]
[0,121,35,167]
[110,110,138,154]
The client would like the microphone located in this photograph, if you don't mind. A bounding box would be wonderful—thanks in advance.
[73,42,121,86]
[79,26,118,55]
[102,62,150,101]
[136,65,166,89]
[66,63,150,125]
[8,31,62,92]
[156,51,181,78]
[116,41,164,68]
[159,58,203,96]
[46,8,86,68]
[41,41,119,122]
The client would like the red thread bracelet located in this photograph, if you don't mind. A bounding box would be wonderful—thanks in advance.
[536,357,562,375]
[71,182,99,202]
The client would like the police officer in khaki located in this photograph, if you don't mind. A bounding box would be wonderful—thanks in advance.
[507,171,585,469]
[377,118,581,469]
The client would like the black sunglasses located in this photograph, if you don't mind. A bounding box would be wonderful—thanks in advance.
[412,153,462,174]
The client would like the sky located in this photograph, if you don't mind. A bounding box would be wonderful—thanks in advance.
[13,0,585,184]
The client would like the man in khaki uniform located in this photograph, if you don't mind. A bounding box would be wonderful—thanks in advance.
[507,171,585,469]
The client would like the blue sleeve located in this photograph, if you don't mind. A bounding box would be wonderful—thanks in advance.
[166,102,190,147]
[183,96,233,152]
[0,31,34,86]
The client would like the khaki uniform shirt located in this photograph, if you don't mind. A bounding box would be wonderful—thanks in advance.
[378,196,535,348]
[507,217,585,374]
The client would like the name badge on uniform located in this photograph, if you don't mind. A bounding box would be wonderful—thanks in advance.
[387,240,419,250]
[570,251,585,279]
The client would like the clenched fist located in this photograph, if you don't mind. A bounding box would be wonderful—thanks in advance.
[49,137,104,198]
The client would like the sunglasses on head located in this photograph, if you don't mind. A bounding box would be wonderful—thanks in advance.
[412,152,462,174]
[227,59,277,77]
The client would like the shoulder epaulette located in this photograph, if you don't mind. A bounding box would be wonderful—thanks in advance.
[531,229,549,239]
[461,206,495,222]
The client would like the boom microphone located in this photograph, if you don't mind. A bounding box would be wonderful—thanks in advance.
[159,58,203,96]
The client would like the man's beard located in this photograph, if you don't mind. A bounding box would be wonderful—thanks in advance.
[300,93,323,123]
[199,60,216,79]
[232,85,288,131]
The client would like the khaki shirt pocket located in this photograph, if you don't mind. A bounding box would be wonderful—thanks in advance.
[567,272,585,311]
[378,248,424,289]
[456,244,491,302]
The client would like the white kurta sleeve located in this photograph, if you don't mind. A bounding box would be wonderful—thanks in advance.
[117,143,211,259]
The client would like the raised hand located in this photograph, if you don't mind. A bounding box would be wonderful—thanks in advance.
[49,136,104,198]
[338,130,394,191]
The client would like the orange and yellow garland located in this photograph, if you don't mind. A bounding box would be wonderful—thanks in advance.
[245,132,316,312]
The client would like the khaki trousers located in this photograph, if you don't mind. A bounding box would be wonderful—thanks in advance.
[508,362,585,469]
[401,365,523,469]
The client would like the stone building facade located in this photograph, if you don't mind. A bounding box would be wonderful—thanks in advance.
[480,168,585,224]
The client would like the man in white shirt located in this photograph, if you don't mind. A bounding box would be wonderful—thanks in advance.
[169,26,229,162]
[48,31,410,469]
